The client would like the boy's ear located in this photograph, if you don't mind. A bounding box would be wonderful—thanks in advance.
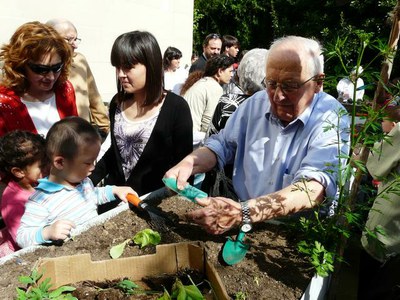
[11,167,25,179]
[53,156,65,170]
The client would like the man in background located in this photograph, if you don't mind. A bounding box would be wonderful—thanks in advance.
[189,33,222,73]
[222,35,240,59]
[46,18,109,139]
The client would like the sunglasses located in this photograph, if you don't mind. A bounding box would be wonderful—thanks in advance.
[27,62,64,75]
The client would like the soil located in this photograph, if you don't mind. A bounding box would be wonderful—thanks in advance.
[0,195,313,299]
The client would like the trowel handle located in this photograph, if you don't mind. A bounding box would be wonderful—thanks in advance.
[237,230,246,242]
[126,193,141,207]
[162,177,207,203]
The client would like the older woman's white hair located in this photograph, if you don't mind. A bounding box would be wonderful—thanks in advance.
[237,48,268,95]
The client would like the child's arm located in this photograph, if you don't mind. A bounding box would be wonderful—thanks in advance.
[111,186,136,202]
[42,220,76,241]
[87,177,136,204]
[16,199,75,248]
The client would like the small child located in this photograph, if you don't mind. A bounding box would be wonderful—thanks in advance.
[358,105,400,298]
[16,117,136,248]
[0,131,46,257]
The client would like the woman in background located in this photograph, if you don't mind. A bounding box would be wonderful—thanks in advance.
[0,21,77,137]
[163,46,188,95]
[180,54,234,147]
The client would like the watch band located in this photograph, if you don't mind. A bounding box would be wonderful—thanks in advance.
[241,200,251,224]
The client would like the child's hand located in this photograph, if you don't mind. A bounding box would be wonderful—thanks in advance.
[112,186,137,203]
[42,220,76,241]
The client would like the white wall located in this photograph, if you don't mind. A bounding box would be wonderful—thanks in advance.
[0,0,194,102]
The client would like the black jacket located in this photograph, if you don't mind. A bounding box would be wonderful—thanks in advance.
[90,92,193,196]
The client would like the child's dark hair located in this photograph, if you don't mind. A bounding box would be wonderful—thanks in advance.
[0,131,46,183]
[46,117,101,160]
[163,46,182,70]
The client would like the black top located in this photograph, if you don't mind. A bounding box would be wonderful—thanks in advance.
[189,53,207,73]
[90,91,193,196]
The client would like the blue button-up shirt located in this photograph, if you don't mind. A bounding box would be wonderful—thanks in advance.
[205,90,350,200]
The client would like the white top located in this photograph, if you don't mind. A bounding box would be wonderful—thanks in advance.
[164,68,188,95]
[183,77,223,133]
[336,77,365,101]
[114,105,159,180]
[21,94,60,136]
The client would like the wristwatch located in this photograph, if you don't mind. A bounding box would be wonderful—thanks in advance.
[240,200,252,233]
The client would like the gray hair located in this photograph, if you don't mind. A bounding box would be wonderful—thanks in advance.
[269,36,324,76]
[46,18,77,35]
[237,48,268,94]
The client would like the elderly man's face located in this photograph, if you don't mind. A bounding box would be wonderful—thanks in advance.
[265,48,322,124]
[204,38,222,59]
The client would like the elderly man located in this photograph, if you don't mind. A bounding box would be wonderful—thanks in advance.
[189,33,222,73]
[46,18,109,138]
[165,36,350,234]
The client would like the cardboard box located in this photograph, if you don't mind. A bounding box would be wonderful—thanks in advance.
[37,242,229,299]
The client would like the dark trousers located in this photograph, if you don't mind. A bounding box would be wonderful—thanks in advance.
[358,249,400,299]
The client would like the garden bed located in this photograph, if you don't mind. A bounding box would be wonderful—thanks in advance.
[0,194,313,299]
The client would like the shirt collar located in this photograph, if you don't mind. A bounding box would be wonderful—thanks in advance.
[36,178,74,192]
[265,93,320,127]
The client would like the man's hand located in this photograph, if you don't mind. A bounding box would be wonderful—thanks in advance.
[186,197,242,234]
[42,219,76,241]
[164,157,194,190]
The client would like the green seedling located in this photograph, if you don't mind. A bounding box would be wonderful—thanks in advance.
[116,279,160,296]
[110,228,161,259]
[16,269,77,300]
[170,276,204,300]
[234,291,247,300]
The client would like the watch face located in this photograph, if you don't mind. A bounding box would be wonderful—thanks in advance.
[241,223,252,233]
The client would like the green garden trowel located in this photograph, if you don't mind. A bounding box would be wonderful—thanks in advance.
[221,230,250,265]
[162,177,249,265]
[162,177,207,203]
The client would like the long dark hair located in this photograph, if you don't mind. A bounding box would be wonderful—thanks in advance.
[180,55,234,95]
[110,31,163,106]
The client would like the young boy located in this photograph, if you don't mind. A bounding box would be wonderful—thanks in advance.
[358,105,400,299]
[0,131,46,256]
[17,117,136,248]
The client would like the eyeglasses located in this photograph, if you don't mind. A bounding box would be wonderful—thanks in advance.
[64,37,82,45]
[27,62,64,75]
[263,75,317,93]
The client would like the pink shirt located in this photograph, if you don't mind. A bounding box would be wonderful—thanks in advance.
[0,181,32,253]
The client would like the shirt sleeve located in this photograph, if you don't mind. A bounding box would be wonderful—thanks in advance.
[184,84,208,132]
[367,123,400,179]
[16,199,51,248]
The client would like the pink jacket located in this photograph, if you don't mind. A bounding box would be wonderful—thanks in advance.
[0,181,32,253]
[0,81,78,136]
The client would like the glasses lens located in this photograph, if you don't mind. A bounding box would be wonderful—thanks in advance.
[28,62,63,75]
[64,37,81,45]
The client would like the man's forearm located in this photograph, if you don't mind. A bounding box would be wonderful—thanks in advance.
[191,146,218,174]
[248,180,325,223]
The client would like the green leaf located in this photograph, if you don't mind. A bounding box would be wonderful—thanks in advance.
[117,279,139,293]
[16,288,27,300]
[38,277,52,292]
[110,239,130,259]
[49,286,76,297]
[171,278,204,300]
[133,229,161,248]
[157,289,172,300]
[18,275,34,285]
